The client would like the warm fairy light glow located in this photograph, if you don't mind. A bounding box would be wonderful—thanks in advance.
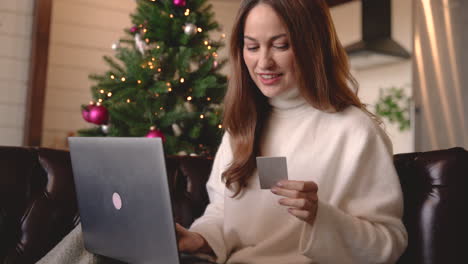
[99,89,105,94]
[155,93,159,97]
[145,38,150,43]
[207,97,211,101]
[204,40,209,45]
[212,52,218,57]
[197,28,203,32]
[157,45,160,49]
[148,62,153,66]
[200,114,205,119]
[157,68,162,72]
[143,28,147,33]
[150,125,156,130]
[110,75,115,79]
[89,101,95,105]
[121,77,126,82]
[98,99,103,103]
[137,80,142,84]
[218,124,223,129]
[207,45,212,50]
[166,82,171,86]
[96,102,101,106]
[168,88,172,92]
[152,57,156,61]
[170,14,174,18]
[180,78,185,83]
[107,92,112,97]
[184,9,190,16]
[221,33,226,38]
[187,96,192,101]
[127,99,131,103]
[150,65,155,69]
[160,107,164,110]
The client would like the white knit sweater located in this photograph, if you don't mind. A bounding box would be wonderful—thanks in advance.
[190,89,408,264]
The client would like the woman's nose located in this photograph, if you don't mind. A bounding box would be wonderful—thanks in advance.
[258,51,275,69]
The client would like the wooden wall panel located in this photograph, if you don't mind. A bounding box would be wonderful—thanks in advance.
[0,2,33,146]
[0,80,27,105]
[0,11,33,37]
[41,0,137,149]
[0,35,31,60]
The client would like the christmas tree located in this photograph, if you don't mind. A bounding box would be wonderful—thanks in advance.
[79,0,228,156]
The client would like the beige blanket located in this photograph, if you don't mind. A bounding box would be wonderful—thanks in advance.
[36,225,117,264]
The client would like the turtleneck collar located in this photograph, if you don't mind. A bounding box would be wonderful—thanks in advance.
[268,87,308,113]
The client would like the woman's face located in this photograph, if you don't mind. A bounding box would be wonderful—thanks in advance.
[243,4,297,98]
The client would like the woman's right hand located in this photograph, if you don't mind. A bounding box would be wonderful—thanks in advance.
[175,223,214,255]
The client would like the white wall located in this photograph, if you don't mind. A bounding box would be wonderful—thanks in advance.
[0,0,33,146]
[331,0,414,154]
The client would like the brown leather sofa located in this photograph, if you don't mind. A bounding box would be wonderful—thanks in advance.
[0,146,466,264]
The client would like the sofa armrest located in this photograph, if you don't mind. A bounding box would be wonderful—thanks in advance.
[0,147,79,264]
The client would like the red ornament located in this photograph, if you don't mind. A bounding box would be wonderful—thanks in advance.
[146,127,166,142]
[82,105,109,125]
[130,26,138,33]
[81,106,92,123]
[173,0,186,7]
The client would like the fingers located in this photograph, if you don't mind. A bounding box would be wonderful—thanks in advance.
[175,223,185,233]
[288,208,317,224]
[276,180,318,192]
[278,197,317,211]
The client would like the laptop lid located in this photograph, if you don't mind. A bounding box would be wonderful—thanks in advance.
[68,137,181,264]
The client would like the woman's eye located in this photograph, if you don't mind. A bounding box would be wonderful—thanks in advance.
[274,44,289,50]
[246,46,259,51]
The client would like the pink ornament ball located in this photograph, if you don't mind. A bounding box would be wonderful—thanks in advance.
[173,0,186,7]
[81,107,92,123]
[130,26,138,33]
[82,105,109,125]
[146,129,166,142]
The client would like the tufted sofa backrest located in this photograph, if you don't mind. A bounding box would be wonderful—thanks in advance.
[0,146,467,264]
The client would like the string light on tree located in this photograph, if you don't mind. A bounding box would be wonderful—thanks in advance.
[111,41,120,50]
[121,77,126,82]
[184,23,197,35]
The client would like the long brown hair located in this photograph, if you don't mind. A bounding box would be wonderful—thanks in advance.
[222,0,374,197]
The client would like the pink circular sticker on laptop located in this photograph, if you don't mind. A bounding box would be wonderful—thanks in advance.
[112,192,122,210]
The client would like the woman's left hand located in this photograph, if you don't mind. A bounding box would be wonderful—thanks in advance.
[271,180,319,225]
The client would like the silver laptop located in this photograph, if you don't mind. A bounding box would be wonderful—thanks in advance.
[68,137,211,264]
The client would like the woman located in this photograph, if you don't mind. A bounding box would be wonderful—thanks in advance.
[176,0,408,263]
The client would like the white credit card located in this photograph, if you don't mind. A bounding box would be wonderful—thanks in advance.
[256,156,288,189]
